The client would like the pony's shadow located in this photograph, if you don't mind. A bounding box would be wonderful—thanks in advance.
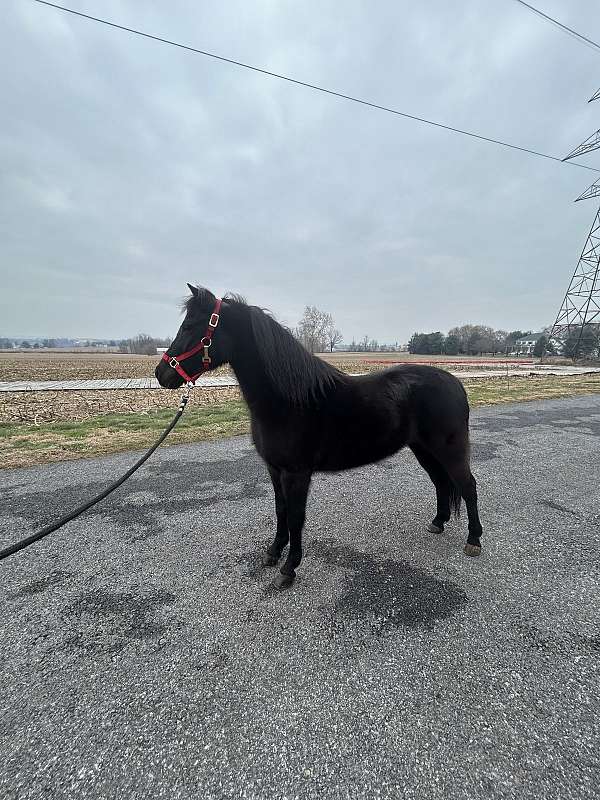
[311,540,468,633]
[239,538,469,632]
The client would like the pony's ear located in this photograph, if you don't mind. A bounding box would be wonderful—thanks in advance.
[187,283,199,296]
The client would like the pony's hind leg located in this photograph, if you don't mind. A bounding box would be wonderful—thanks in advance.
[439,448,483,557]
[426,423,483,556]
[457,470,483,557]
[263,465,289,566]
[410,445,452,534]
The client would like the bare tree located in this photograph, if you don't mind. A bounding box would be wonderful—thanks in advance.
[120,334,171,355]
[296,306,333,353]
[326,322,343,352]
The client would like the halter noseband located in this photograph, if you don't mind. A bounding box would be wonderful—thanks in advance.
[162,297,222,385]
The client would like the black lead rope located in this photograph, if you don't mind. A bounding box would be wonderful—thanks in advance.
[0,390,191,562]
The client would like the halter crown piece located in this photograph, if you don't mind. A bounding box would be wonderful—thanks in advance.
[162,298,223,385]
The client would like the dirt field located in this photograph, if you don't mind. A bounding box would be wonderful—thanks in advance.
[321,355,536,373]
[0,352,160,381]
[0,387,242,424]
[0,351,536,383]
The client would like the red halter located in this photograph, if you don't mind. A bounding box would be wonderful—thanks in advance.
[162,298,222,385]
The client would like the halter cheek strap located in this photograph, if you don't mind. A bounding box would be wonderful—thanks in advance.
[162,298,222,385]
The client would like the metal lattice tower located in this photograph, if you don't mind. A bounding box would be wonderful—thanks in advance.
[547,91,600,359]
[563,129,600,161]
[548,206,600,356]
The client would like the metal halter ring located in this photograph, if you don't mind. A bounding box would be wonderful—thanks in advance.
[169,357,180,368]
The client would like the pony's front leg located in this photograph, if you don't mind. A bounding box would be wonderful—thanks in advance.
[263,465,289,566]
[273,470,312,589]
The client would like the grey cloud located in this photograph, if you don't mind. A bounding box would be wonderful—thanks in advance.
[1,0,599,340]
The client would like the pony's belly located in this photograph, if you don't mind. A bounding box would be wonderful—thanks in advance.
[316,435,404,472]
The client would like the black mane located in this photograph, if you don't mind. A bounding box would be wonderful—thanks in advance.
[246,304,344,407]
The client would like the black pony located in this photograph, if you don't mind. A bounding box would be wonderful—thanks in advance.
[156,285,483,588]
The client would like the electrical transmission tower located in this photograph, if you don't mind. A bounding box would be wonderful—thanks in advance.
[547,89,600,359]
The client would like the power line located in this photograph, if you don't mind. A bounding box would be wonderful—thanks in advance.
[512,0,600,53]
[33,0,600,173]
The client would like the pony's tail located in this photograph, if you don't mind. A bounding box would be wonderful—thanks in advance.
[449,480,462,519]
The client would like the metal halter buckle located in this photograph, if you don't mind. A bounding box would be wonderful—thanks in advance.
[209,313,220,328]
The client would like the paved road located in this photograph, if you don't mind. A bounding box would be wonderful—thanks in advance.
[1,396,599,800]
[0,376,238,392]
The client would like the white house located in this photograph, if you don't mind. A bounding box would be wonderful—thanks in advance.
[514,333,544,355]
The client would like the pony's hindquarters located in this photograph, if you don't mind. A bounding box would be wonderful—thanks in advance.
[407,368,483,556]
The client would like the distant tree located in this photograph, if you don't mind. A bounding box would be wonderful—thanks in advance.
[0,338,13,349]
[447,325,469,354]
[428,332,445,354]
[470,333,497,355]
[21,340,31,349]
[563,325,600,359]
[33,342,40,349]
[408,332,445,355]
[130,334,160,355]
[295,306,332,353]
[493,330,508,354]
[118,334,170,355]
[466,326,495,355]
[543,337,557,356]
[533,336,547,358]
[443,334,460,355]
[408,333,421,354]
[325,322,343,352]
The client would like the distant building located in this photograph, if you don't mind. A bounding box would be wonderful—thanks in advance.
[514,333,544,355]
[156,347,168,355]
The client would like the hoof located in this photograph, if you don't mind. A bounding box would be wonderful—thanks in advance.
[464,543,482,557]
[273,572,295,590]
[427,522,443,534]
[262,552,280,567]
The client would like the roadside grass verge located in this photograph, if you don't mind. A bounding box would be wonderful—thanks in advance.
[0,400,250,469]
[2,374,600,469]
[463,373,600,406]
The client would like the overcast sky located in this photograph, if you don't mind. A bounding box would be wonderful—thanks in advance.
[1,0,600,342]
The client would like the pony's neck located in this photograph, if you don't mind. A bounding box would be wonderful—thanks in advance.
[227,311,278,411]
[227,304,338,413]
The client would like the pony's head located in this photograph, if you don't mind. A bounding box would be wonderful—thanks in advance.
[155,284,231,389]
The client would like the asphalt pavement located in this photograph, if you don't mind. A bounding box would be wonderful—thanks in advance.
[1,395,599,800]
